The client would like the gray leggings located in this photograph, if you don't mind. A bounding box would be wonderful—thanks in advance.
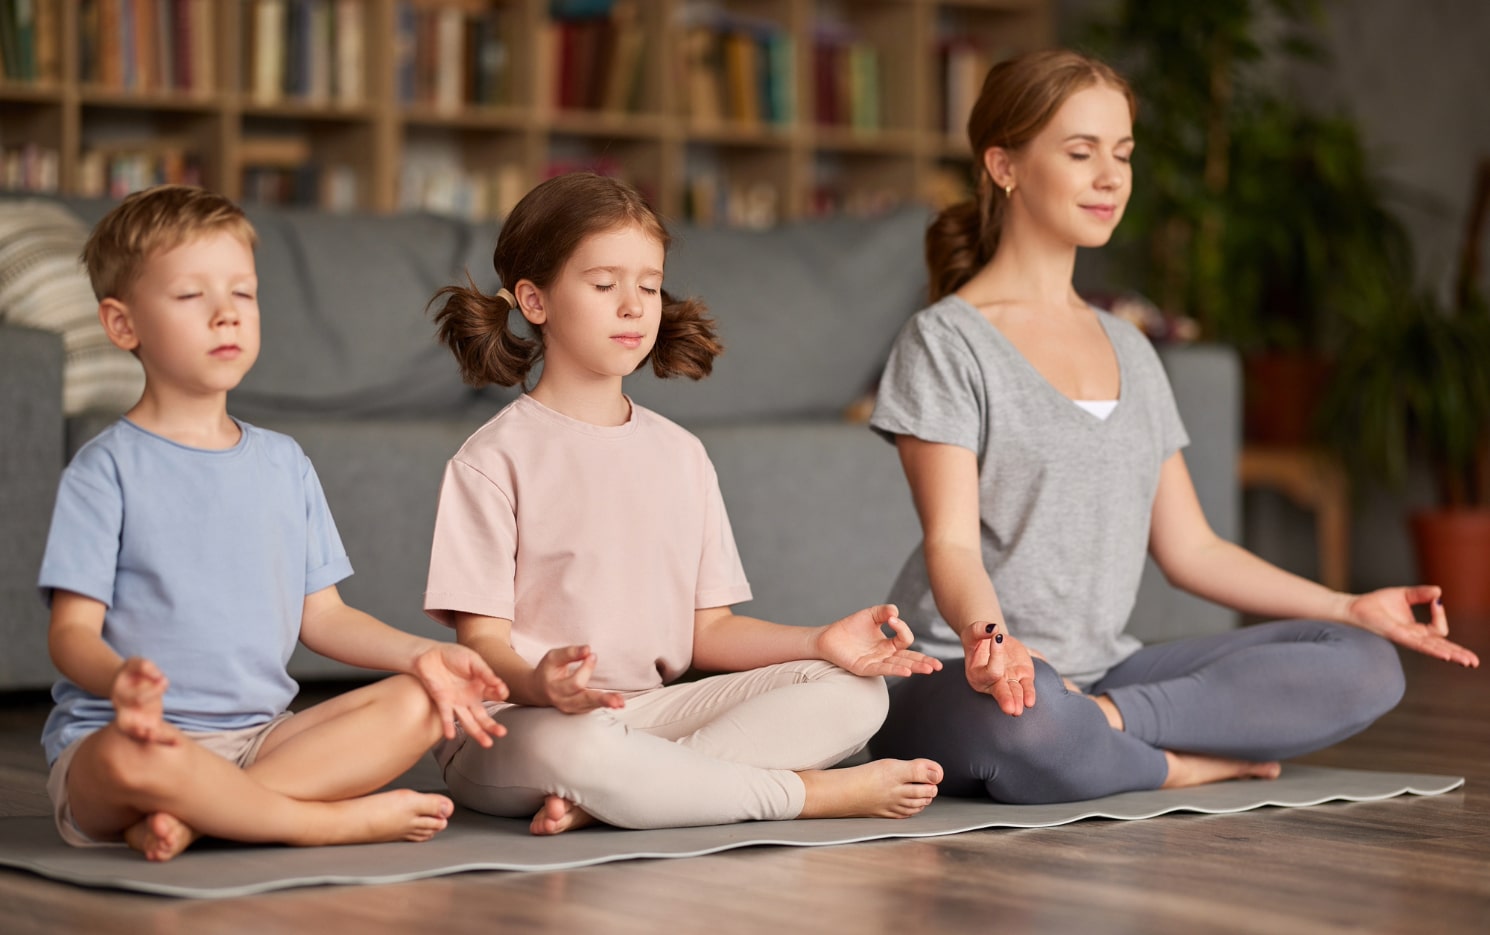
[869,620,1405,804]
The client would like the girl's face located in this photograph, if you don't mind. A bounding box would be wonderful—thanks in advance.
[524,223,665,384]
[993,83,1134,249]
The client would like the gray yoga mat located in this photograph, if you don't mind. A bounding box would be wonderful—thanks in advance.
[0,766,1462,899]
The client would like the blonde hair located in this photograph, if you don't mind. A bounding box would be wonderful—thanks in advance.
[927,50,1136,301]
[430,172,722,387]
[82,185,257,301]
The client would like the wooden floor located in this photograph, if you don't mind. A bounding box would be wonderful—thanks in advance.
[3,622,1489,935]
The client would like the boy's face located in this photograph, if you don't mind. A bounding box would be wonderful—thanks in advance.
[103,231,260,398]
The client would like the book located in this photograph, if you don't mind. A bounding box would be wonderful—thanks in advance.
[333,0,363,103]
[252,0,286,104]
[433,5,462,111]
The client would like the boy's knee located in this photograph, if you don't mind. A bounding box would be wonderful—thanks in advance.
[91,728,186,797]
[378,673,446,738]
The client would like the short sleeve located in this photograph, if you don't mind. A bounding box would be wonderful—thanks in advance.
[424,458,519,626]
[301,456,353,595]
[37,444,124,609]
[695,459,752,610]
[869,312,984,453]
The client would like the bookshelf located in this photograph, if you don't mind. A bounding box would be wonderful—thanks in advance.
[0,0,1053,224]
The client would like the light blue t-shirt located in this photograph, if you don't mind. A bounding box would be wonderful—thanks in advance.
[38,418,353,764]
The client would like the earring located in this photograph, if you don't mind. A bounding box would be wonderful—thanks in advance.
[1004,184,1014,199]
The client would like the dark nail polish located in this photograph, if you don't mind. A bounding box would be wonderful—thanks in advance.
[995,633,1004,644]
[1436,597,1444,608]
[985,622,996,634]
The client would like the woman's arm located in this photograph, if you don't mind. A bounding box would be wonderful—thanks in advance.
[451,611,624,712]
[1149,452,1478,666]
[895,435,1038,712]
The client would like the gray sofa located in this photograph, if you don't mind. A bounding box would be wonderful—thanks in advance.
[0,201,1240,691]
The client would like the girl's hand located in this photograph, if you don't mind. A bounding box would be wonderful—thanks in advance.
[814,604,943,678]
[111,657,177,746]
[1346,587,1480,668]
[410,644,511,746]
[532,645,626,714]
[963,622,1038,715]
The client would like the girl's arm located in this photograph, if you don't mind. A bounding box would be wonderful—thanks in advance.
[299,585,510,742]
[1150,451,1478,667]
[895,435,1039,713]
[691,604,942,679]
[451,612,624,713]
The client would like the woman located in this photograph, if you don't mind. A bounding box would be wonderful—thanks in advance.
[867,50,1477,804]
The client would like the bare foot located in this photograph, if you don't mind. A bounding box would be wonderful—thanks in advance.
[316,789,454,845]
[529,795,597,836]
[1162,751,1282,790]
[797,758,942,819]
[124,812,196,862]
[1091,694,1124,731]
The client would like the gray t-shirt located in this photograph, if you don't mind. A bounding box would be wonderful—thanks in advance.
[870,296,1188,685]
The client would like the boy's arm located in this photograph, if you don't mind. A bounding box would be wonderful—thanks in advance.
[299,585,508,743]
[48,590,176,745]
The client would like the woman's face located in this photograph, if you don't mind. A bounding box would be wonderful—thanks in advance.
[994,83,1134,249]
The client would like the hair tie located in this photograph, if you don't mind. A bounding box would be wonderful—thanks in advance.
[495,287,516,309]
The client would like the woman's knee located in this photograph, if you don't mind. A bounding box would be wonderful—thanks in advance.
[1332,626,1406,721]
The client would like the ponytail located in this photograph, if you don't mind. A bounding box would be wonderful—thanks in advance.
[926,188,1003,302]
[649,290,723,379]
[428,275,540,387]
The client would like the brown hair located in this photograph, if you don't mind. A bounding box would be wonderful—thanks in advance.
[927,49,1136,301]
[81,185,257,301]
[430,172,721,387]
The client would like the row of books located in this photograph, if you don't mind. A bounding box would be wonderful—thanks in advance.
[940,39,1010,136]
[78,0,215,93]
[242,164,358,211]
[0,144,60,192]
[678,21,795,128]
[0,0,58,83]
[399,162,528,221]
[76,147,203,198]
[540,1,648,114]
[813,33,881,130]
[396,3,512,111]
[244,0,365,106]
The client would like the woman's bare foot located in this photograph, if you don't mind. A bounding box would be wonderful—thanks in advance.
[1162,751,1282,790]
[530,795,597,836]
[797,758,942,819]
[316,789,454,845]
[1091,694,1124,730]
[124,812,196,862]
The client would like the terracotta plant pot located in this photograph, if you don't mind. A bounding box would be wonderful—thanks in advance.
[1410,509,1490,615]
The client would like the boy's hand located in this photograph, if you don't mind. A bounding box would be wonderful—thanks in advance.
[411,644,511,747]
[814,604,944,678]
[532,645,625,714]
[111,657,177,746]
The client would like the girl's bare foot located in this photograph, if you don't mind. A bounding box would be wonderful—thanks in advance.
[530,795,596,836]
[798,758,942,819]
[1162,751,1282,790]
[317,789,454,845]
[124,812,196,862]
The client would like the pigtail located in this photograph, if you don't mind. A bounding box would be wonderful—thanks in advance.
[648,290,723,380]
[428,273,540,387]
[925,180,1002,303]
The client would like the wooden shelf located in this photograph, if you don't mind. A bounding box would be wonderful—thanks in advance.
[0,0,1052,223]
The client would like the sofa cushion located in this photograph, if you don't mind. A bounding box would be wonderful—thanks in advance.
[625,206,932,423]
[0,200,144,415]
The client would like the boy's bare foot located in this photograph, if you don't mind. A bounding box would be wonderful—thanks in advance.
[1162,751,1282,790]
[319,789,454,845]
[530,795,596,836]
[124,812,196,862]
[797,758,942,819]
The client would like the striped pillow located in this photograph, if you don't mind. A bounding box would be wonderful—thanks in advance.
[0,200,144,415]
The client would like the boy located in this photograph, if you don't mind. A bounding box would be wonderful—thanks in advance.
[39,185,508,862]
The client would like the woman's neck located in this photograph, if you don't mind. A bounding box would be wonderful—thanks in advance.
[961,225,1083,310]
[528,373,631,426]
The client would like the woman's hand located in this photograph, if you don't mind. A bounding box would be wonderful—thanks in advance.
[410,643,511,746]
[1346,587,1480,668]
[963,622,1039,715]
[531,645,626,714]
[814,604,944,678]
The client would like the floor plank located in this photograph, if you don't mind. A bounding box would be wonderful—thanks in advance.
[2,620,1487,934]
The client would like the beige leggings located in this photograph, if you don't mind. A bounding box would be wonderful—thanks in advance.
[442,660,887,828]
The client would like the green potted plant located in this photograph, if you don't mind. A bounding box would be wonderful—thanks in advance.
[1088,0,1414,444]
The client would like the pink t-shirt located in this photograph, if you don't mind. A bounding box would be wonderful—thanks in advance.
[424,394,752,692]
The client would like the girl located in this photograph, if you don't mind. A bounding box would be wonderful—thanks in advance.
[423,172,943,835]
[867,50,1479,804]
